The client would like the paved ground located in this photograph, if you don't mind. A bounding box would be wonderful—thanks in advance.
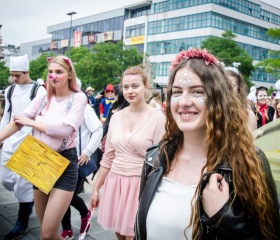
[0,173,116,240]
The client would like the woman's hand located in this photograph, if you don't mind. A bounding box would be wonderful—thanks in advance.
[90,190,100,209]
[78,153,89,166]
[202,173,229,218]
[13,115,33,127]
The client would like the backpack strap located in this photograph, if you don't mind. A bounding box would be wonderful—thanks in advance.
[7,82,42,122]
[7,84,16,121]
[57,92,75,152]
[30,83,41,101]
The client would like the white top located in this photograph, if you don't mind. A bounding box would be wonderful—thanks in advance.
[146,177,196,240]
[76,104,103,157]
[0,83,46,165]
[155,102,162,111]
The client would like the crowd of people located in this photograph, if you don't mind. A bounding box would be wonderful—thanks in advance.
[0,49,279,240]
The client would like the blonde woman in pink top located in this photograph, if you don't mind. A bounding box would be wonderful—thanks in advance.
[90,66,165,240]
[0,56,87,239]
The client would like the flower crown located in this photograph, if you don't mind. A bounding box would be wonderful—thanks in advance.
[169,48,219,72]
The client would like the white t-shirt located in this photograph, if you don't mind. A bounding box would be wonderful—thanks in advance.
[146,177,196,240]
[0,83,46,165]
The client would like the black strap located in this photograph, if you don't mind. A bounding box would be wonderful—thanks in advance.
[79,127,82,155]
[7,84,16,119]
[30,83,41,100]
[7,82,42,122]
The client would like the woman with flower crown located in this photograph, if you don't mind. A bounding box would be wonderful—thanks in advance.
[135,48,279,240]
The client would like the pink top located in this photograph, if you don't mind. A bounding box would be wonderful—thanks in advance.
[23,92,87,151]
[101,108,166,176]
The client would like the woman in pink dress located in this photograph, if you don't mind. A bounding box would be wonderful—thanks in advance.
[90,66,165,240]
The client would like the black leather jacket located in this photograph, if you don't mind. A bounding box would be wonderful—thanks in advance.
[135,145,280,240]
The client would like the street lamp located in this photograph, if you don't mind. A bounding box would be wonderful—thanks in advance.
[66,11,77,58]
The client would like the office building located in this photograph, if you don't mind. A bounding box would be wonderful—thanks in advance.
[20,0,280,87]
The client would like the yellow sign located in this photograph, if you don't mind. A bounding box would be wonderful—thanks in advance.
[6,135,70,194]
[126,35,145,45]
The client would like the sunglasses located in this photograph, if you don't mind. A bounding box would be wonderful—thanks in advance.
[106,90,114,93]
[47,57,72,71]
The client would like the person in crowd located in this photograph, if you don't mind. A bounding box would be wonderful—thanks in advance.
[86,86,95,109]
[90,66,166,240]
[0,56,87,239]
[0,55,46,240]
[100,84,115,123]
[61,88,103,239]
[148,89,163,111]
[273,80,280,120]
[254,86,275,128]
[135,48,280,240]
[94,91,104,119]
[247,85,257,110]
[102,84,129,140]
[224,66,257,131]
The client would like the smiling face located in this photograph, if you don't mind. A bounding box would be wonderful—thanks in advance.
[256,90,268,105]
[122,74,147,105]
[170,67,207,133]
[48,63,69,90]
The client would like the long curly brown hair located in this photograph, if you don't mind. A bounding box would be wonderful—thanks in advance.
[160,57,278,239]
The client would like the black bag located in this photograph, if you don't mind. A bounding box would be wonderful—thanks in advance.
[78,154,98,178]
[77,127,98,178]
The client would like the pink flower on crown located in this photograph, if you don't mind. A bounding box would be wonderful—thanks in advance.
[169,48,219,73]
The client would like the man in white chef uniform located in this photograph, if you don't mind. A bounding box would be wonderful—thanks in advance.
[0,55,46,240]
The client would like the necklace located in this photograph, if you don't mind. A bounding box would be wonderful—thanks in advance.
[168,153,207,186]
[125,105,149,132]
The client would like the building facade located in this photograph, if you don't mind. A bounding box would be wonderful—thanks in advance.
[20,0,280,87]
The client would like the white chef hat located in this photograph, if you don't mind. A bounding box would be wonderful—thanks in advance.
[9,55,29,72]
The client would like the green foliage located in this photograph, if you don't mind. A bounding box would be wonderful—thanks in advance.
[267,28,280,38]
[75,41,143,90]
[201,30,255,88]
[0,61,10,89]
[256,28,280,78]
[29,53,55,81]
[26,42,143,91]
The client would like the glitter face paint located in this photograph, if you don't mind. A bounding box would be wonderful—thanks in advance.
[171,95,181,103]
[193,95,206,104]
[178,72,192,88]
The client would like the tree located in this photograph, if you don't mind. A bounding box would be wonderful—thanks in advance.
[201,30,255,87]
[0,61,10,89]
[256,28,280,77]
[75,41,143,90]
[29,53,55,81]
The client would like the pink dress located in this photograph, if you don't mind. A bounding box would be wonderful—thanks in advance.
[98,108,165,236]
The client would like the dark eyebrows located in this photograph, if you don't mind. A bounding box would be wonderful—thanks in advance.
[172,84,205,89]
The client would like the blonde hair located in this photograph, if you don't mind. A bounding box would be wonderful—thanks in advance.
[122,66,148,86]
[46,56,80,108]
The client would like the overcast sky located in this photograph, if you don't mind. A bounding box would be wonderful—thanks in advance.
[0,0,279,47]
